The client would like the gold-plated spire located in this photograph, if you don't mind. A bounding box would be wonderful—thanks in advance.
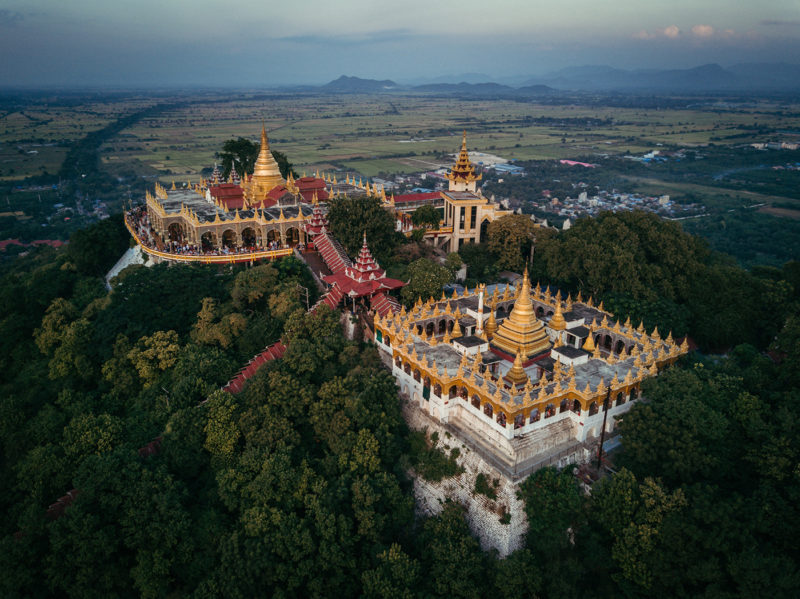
[582,333,596,352]
[244,123,285,205]
[504,345,529,387]
[549,299,566,331]
[490,268,552,360]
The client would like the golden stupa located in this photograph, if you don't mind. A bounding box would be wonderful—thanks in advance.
[243,123,285,206]
[504,345,529,387]
[491,268,552,360]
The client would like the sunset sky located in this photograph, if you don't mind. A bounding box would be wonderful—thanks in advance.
[1,0,799,86]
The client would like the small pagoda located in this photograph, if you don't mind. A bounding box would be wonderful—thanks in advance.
[303,200,329,239]
[322,233,405,299]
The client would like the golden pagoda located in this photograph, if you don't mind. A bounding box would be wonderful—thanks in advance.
[445,130,482,190]
[484,308,498,340]
[490,269,552,360]
[504,345,529,387]
[243,123,285,206]
[549,300,567,331]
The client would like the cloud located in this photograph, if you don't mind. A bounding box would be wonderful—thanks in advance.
[0,9,23,27]
[633,25,682,40]
[663,25,681,39]
[761,19,800,27]
[691,24,715,38]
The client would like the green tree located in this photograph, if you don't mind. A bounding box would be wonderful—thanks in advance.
[411,205,441,229]
[401,258,452,305]
[127,330,181,386]
[487,214,537,271]
[362,544,420,599]
[417,503,488,598]
[458,242,497,284]
[444,252,463,277]
[67,216,131,277]
[517,466,584,554]
[327,195,398,263]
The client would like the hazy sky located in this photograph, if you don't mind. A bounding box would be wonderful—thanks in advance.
[1,0,799,86]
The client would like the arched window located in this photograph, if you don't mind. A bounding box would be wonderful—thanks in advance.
[629,388,637,402]
[395,356,402,367]
[559,399,569,413]
[572,399,582,414]
[404,363,411,375]
[544,404,556,418]
[471,395,481,409]
[484,403,494,418]
[413,369,421,382]
[603,335,612,349]
[536,306,544,318]
[615,340,625,354]
[449,386,458,399]
[514,413,525,429]
[459,387,468,399]
[589,402,598,416]
[615,393,625,407]
[426,322,434,336]
[416,325,423,335]
[529,409,540,423]
[438,319,446,334]
[433,383,442,397]
[497,412,507,427]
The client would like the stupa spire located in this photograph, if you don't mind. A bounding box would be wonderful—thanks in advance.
[490,268,552,360]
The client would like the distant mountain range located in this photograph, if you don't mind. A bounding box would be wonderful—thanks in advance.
[320,75,400,92]
[314,63,800,94]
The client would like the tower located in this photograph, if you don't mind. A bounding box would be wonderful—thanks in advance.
[445,130,482,193]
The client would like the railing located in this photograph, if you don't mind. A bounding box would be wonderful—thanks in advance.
[124,218,294,264]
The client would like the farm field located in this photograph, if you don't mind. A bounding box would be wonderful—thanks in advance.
[90,93,800,182]
[0,97,157,181]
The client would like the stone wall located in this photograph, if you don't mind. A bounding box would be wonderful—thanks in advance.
[403,398,528,557]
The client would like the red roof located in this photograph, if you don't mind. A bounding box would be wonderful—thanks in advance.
[0,238,23,250]
[393,192,441,204]
[222,341,287,394]
[320,235,405,298]
[315,232,352,273]
[370,292,400,317]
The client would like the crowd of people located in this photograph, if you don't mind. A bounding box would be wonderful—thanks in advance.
[125,207,304,258]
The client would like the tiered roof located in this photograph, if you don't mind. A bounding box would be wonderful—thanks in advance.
[323,234,405,298]
[445,130,482,184]
[304,202,329,236]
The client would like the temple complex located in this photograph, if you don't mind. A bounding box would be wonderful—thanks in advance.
[374,270,689,475]
[132,124,330,257]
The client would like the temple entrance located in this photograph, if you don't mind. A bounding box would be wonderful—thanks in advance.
[241,227,257,248]
[266,229,280,247]
[167,223,185,242]
[285,227,300,247]
[201,231,217,252]
[222,229,237,249]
